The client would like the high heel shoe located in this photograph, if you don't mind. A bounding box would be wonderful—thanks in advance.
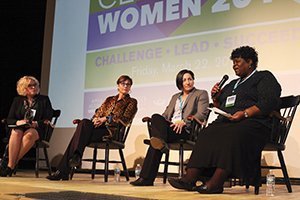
[0,158,8,170]
[168,177,196,191]
[0,166,13,177]
[46,170,69,181]
[196,184,224,194]
[68,153,81,168]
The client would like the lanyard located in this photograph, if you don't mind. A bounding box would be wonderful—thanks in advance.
[233,69,256,92]
[179,95,185,111]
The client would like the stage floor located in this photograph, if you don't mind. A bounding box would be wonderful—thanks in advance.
[0,170,299,200]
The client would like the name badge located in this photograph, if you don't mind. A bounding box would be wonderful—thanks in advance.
[31,109,37,118]
[171,115,182,124]
[225,95,236,107]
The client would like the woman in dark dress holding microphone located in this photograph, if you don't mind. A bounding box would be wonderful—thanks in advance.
[169,46,282,194]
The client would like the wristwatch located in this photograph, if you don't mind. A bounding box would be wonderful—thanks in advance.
[244,111,249,118]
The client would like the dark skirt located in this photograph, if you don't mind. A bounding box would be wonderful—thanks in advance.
[11,126,45,139]
[187,119,270,180]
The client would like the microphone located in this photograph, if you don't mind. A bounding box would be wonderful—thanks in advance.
[212,75,229,97]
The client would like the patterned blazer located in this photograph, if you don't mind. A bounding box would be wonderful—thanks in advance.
[93,94,138,126]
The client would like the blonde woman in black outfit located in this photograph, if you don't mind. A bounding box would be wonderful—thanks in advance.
[0,76,53,177]
[169,46,282,194]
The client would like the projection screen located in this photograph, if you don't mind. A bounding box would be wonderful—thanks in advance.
[48,0,300,176]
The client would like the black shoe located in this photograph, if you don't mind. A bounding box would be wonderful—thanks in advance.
[150,137,168,153]
[46,170,69,181]
[196,184,224,194]
[0,166,13,177]
[69,154,81,168]
[0,158,8,170]
[130,178,154,186]
[168,177,196,191]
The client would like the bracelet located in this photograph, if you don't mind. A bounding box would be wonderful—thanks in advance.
[244,111,249,118]
[106,115,112,123]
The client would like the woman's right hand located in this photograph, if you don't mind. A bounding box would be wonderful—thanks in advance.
[170,121,186,134]
[211,83,220,98]
[228,111,244,121]
[16,119,28,126]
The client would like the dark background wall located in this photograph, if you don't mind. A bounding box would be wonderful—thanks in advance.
[0,0,47,161]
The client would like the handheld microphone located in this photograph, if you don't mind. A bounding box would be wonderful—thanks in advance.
[212,75,229,97]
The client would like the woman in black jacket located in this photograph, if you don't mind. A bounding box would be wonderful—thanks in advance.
[0,76,53,177]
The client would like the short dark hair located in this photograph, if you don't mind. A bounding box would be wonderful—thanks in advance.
[117,75,133,85]
[230,46,258,69]
[176,69,194,90]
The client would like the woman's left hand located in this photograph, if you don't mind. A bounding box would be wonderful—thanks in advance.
[170,121,186,134]
[228,111,244,121]
[92,117,106,127]
[31,121,38,128]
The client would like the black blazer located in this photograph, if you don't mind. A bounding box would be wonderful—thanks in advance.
[7,94,53,137]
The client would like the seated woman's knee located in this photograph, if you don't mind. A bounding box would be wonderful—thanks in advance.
[24,129,39,141]
[152,113,160,117]
[10,129,24,138]
[80,118,93,127]
[81,118,91,124]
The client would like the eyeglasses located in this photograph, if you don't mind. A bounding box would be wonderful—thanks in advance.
[28,83,38,89]
[120,82,132,87]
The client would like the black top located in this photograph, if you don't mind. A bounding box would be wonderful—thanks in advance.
[216,70,281,127]
[7,94,53,132]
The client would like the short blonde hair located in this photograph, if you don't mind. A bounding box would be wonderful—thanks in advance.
[16,76,40,96]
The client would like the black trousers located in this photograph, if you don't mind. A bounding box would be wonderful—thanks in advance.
[140,114,189,182]
[57,119,109,173]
